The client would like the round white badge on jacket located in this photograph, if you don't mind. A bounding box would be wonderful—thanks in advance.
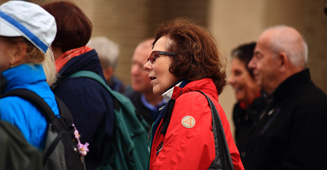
[181,116,196,128]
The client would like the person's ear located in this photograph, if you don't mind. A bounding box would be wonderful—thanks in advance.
[278,52,288,73]
[10,42,27,67]
[102,67,114,81]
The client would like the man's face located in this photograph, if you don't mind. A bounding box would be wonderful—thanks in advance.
[130,44,153,94]
[248,33,280,94]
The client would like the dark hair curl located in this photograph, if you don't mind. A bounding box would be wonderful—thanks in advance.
[231,42,256,78]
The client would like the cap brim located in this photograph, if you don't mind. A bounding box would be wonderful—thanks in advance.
[0,18,23,37]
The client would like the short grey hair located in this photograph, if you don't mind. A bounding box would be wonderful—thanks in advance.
[87,37,119,69]
[265,25,308,67]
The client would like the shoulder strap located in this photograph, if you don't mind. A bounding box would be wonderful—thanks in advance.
[69,70,127,110]
[159,90,234,170]
[69,71,115,97]
[69,71,107,89]
[1,89,56,122]
[69,71,147,136]
[196,91,234,170]
[54,95,74,126]
[1,89,73,126]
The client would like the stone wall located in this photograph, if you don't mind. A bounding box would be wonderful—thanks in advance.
[28,0,209,84]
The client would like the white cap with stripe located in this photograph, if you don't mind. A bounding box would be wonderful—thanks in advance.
[0,1,56,53]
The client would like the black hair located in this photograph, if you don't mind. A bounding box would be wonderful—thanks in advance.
[231,42,256,78]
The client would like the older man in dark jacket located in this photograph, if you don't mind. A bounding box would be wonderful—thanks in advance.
[243,25,327,170]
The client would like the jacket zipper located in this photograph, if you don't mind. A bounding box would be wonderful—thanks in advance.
[156,142,163,155]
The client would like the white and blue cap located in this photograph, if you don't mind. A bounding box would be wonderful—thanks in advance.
[0,0,57,53]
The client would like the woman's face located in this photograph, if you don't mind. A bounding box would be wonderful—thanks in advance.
[0,38,13,72]
[143,36,179,95]
[228,58,260,105]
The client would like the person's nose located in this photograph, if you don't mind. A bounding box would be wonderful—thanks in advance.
[143,61,152,72]
[248,57,256,69]
[228,74,235,86]
[131,64,139,76]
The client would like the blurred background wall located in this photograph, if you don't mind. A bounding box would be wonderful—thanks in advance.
[2,0,326,137]
[209,0,327,135]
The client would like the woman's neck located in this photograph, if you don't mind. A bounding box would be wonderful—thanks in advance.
[242,88,261,107]
[51,46,64,61]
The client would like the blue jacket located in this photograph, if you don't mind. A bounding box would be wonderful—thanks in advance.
[0,64,59,149]
[52,49,114,170]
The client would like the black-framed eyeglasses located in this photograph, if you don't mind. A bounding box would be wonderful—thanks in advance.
[148,51,177,63]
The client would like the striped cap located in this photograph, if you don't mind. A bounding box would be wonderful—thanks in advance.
[0,1,56,53]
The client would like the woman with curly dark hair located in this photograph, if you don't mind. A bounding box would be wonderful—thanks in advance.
[144,18,244,170]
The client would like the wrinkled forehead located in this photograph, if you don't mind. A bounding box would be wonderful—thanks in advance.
[258,30,272,44]
[256,32,273,52]
[133,46,152,62]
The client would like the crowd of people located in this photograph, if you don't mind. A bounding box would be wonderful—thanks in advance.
[1,1,326,170]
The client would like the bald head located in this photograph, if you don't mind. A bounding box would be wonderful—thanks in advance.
[261,26,308,68]
[248,26,308,94]
[136,38,154,52]
[131,38,155,94]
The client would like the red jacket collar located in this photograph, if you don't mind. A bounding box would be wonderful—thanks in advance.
[171,78,219,101]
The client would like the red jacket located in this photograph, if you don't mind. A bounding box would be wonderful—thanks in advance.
[149,78,244,170]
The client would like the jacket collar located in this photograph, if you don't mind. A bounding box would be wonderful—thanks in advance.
[52,49,106,89]
[58,49,104,79]
[172,78,219,101]
[162,81,183,102]
[151,78,218,143]
[2,64,46,94]
[268,69,311,103]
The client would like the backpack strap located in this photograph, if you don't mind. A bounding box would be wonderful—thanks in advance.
[69,71,109,92]
[160,99,175,135]
[196,91,234,170]
[1,89,83,168]
[1,89,73,128]
[1,89,56,122]
[54,96,73,126]
[69,71,122,110]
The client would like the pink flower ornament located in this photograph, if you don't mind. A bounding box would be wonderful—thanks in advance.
[72,124,89,156]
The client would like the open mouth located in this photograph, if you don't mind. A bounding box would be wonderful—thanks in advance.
[149,76,156,81]
[234,87,242,93]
